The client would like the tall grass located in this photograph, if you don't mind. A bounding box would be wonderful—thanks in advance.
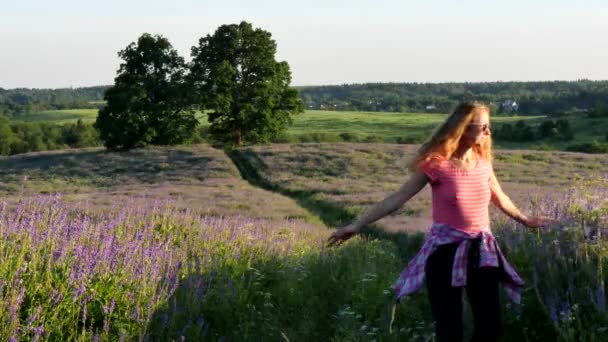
[0,183,606,340]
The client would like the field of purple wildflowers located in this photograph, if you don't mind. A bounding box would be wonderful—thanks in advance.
[0,143,607,340]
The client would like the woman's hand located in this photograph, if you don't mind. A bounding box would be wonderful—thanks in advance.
[327,224,360,247]
[326,171,428,248]
[522,216,557,228]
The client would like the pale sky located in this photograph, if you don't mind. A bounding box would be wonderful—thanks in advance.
[1,0,607,89]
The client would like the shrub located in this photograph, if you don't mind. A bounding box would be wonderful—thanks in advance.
[566,140,608,154]
[362,135,384,143]
[396,136,425,144]
[297,133,342,143]
[338,132,362,142]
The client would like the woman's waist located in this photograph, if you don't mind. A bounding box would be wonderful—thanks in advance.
[428,222,493,240]
[430,217,490,232]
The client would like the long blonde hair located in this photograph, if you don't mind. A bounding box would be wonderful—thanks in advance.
[410,102,493,171]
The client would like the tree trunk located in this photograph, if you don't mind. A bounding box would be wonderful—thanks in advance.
[235,129,242,146]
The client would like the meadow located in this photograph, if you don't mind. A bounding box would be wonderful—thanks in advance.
[13,109,100,124]
[20,109,608,152]
[231,143,608,232]
[13,109,208,126]
[0,143,607,340]
[286,110,545,144]
[0,145,314,223]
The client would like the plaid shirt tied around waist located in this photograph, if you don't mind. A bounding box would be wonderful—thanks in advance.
[392,223,524,304]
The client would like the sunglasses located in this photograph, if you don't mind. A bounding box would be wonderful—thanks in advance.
[467,122,491,131]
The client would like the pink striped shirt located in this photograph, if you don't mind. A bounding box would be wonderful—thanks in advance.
[420,158,491,232]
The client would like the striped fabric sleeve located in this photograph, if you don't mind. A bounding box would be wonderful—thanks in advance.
[418,160,438,183]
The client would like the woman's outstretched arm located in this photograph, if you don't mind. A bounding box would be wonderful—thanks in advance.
[327,170,429,247]
[489,166,554,228]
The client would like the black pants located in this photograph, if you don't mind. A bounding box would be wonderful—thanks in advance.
[425,239,501,342]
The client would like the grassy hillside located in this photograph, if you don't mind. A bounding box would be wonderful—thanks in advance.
[0,143,606,340]
[3,142,605,234]
[0,145,319,225]
[230,143,608,233]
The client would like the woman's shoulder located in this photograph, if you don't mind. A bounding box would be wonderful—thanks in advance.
[418,156,448,170]
[477,156,493,167]
[475,157,494,175]
[417,155,449,183]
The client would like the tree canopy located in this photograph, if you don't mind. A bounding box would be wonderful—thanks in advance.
[0,87,107,117]
[189,21,303,145]
[95,33,198,150]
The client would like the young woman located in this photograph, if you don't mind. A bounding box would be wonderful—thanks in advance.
[327,102,554,342]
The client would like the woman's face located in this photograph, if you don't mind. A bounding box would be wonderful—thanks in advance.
[461,108,491,147]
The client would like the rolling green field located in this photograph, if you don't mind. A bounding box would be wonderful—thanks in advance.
[289,110,544,139]
[14,108,544,139]
[14,109,209,125]
[14,109,100,124]
[13,109,608,151]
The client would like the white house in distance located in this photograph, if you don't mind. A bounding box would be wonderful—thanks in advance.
[501,100,518,111]
[425,105,437,111]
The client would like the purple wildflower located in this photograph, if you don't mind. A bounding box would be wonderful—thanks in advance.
[598,285,606,313]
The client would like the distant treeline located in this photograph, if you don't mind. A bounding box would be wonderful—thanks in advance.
[0,117,102,155]
[0,86,109,117]
[0,115,214,156]
[297,80,608,115]
[3,80,608,119]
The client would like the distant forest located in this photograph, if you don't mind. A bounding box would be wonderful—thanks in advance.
[2,80,608,117]
[0,86,108,116]
[299,80,608,115]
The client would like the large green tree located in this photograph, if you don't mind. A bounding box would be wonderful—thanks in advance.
[190,21,303,145]
[95,33,197,150]
[0,115,14,155]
